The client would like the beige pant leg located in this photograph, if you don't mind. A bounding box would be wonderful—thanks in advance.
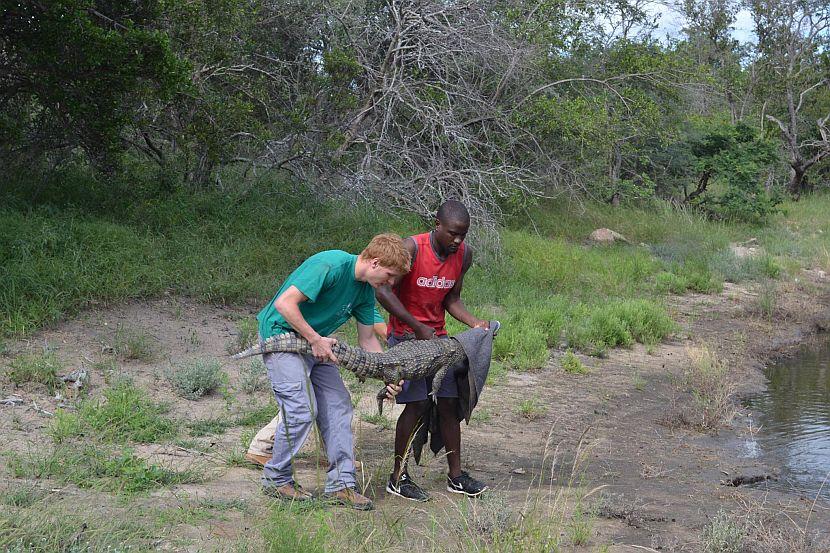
[248,415,280,456]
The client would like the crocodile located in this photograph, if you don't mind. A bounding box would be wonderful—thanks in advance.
[231,332,467,407]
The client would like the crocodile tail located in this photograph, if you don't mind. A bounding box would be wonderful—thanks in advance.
[231,333,314,359]
[230,342,265,360]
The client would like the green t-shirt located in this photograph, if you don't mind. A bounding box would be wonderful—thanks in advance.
[257,250,376,339]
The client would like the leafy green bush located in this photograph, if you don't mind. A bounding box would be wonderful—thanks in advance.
[566,299,675,353]
[687,121,780,224]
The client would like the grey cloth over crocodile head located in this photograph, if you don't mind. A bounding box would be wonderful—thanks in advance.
[409,321,499,464]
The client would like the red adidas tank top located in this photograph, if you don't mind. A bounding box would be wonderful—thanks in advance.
[389,232,466,337]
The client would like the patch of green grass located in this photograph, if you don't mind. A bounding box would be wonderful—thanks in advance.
[0,498,160,551]
[91,354,118,383]
[471,407,493,424]
[7,445,203,495]
[653,271,688,294]
[517,397,547,420]
[50,380,176,443]
[709,249,782,283]
[675,261,723,293]
[632,372,646,391]
[485,359,509,385]
[1,167,415,338]
[5,350,62,392]
[154,497,249,527]
[188,402,277,438]
[261,501,331,553]
[566,299,676,353]
[188,417,235,437]
[168,358,225,400]
[113,324,156,361]
[226,446,250,468]
[1,485,46,508]
[236,401,278,427]
[561,350,589,374]
[360,413,392,429]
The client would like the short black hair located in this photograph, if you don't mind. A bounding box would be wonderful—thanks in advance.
[436,200,470,224]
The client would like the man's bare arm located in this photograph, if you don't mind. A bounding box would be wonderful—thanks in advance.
[274,285,338,362]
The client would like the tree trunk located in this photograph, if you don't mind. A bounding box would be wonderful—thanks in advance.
[788,164,806,199]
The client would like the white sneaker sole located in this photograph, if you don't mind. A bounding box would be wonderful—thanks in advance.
[446,484,488,497]
[386,483,430,502]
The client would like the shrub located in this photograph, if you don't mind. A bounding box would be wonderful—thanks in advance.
[701,510,744,553]
[169,358,225,400]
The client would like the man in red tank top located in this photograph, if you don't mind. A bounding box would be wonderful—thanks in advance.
[377,200,490,501]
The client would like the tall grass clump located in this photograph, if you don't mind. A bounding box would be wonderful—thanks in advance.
[50,379,176,443]
[168,358,225,400]
[113,324,156,361]
[238,359,268,393]
[653,271,688,294]
[4,350,62,392]
[674,347,736,430]
[260,502,331,553]
[226,317,259,355]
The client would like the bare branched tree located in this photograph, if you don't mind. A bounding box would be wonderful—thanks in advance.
[748,0,830,196]
[300,0,554,249]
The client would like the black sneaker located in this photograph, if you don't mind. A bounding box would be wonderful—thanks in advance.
[447,471,488,497]
[386,472,430,502]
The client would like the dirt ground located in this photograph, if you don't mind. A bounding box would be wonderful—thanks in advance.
[2,272,830,552]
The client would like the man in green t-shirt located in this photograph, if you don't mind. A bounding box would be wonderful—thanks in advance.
[245,307,388,466]
[257,234,410,511]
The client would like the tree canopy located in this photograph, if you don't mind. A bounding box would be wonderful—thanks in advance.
[2,0,828,224]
